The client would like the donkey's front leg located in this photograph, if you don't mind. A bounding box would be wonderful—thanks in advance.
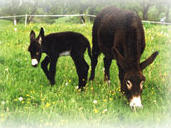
[41,56,50,80]
[49,56,58,86]
[118,64,125,93]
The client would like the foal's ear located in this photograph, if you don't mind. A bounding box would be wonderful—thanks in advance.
[30,30,35,41]
[39,27,44,37]
[140,51,159,70]
[37,27,44,45]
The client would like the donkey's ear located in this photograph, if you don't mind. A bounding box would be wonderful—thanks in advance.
[38,36,42,45]
[30,30,35,41]
[112,47,126,69]
[37,27,44,45]
[140,51,159,70]
[39,27,44,37]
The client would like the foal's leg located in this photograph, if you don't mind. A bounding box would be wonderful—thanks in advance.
[104,57,112,84]
[49,56,58,85]
[41,56,50,80]
[71,54,89,89]
[89,45,100,80]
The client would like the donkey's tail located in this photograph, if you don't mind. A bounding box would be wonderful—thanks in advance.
[87,43,92,60]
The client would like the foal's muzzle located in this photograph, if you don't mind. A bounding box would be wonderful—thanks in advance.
[31,59,38,67]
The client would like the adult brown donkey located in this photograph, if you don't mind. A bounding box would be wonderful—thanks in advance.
[89,6,158,108]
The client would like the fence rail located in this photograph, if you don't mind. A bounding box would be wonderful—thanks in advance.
[0,14,171,26]
[142,20,171,25]
[0,14,96,19]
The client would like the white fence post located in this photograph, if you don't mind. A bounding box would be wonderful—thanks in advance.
[25,14,27,27]
[14,16,17,26]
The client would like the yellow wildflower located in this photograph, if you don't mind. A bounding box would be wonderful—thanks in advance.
[94,108,98,113]
[109,98,113,101]
[26,94,30,97]
[103,99,107,102]
[45,103,51,108]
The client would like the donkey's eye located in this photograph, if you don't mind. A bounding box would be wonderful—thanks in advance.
[140,81,144,90]
[126,80,132,90]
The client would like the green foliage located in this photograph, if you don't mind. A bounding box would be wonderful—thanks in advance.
[0,0,171,22]
[0,22,170,127]
[54,17,83,24]
[55,16,91,24]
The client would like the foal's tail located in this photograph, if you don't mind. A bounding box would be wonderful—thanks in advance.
[87,43,92,60]
[84,37,92,60]
[81,35,92,61]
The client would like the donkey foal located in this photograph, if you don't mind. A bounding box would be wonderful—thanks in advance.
[28,28,91,89]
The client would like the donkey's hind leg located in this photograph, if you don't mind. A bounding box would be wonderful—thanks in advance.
[48,56,58,86]
[104,57,112,84]
[71,54,89,89]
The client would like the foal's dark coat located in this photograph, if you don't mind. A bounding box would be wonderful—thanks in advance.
[89,6,158,107]
[28,28,91,89]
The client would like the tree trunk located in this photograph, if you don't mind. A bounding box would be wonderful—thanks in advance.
[143,5,149,20]
[79,10,85,24]
[88,7,95,22]
[28,16,34,24]
[141,0,154,20]
[165,5,170,22]
[27,1,38,24]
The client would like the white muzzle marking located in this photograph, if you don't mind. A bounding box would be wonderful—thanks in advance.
[32,59,38,66]
[59,51,70,56]
[130,96,143,108]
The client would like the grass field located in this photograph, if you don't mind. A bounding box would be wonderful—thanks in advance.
[0,21,171,128]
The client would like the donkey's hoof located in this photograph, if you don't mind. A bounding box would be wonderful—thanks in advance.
[50,81,55,86]
[77,86,85,91]
[104,80,111,85]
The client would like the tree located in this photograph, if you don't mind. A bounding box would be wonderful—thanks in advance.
[26,0,38,23]
[140,0,155,20]
[0,0,39,23]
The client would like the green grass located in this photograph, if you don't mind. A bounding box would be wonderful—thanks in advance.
[0,20,12,30]
[0,21,170,128]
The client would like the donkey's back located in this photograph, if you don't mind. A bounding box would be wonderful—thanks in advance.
[43,31,91,57]
[93,6,145,59]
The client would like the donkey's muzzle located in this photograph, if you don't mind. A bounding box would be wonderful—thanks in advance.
[130,96,143,109]
[31,59,38,67]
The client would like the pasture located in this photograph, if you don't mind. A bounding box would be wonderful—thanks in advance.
[0,21,171,128]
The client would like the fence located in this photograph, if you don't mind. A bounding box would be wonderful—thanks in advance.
[0,14,171,26]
